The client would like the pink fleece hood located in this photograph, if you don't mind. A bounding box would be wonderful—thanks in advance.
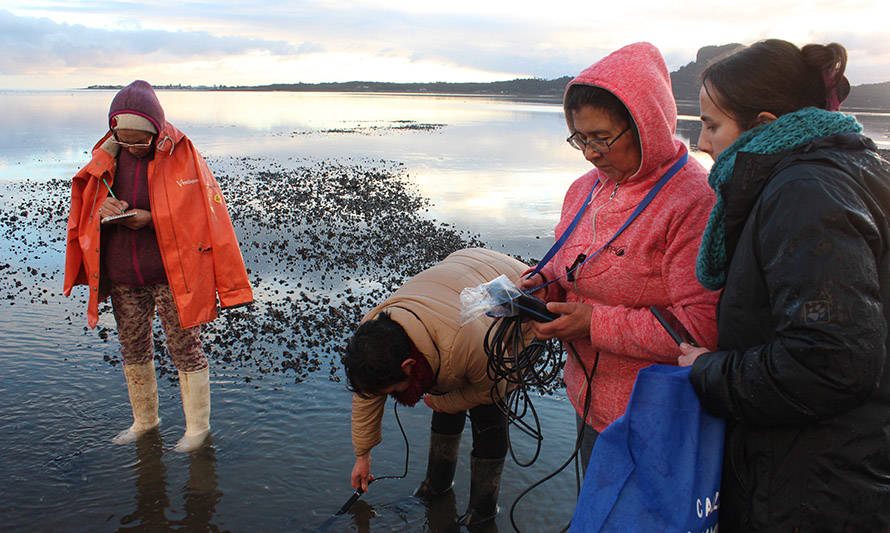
[564,42,683,183]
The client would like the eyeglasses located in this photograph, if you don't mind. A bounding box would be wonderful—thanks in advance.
[566,126,630,154]
[111,133,154,149]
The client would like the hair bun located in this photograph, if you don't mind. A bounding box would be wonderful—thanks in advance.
[801,43,850,110]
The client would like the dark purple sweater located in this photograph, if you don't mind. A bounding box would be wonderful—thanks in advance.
[101,148,166,286]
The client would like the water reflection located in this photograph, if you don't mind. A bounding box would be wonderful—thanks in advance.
[118,432,222,532]
[118,430,170,531]
[424,491,462,533]
[176,441,222,532]
[4,90,890,531]
[4,90,887,260]
[313,486,503,532]
[328,494,473,533]
[2,90,887,184]
[0,91,574,181]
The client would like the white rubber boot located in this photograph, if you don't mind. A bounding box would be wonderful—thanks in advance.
[174,366,211,453]
[112,360,160,444]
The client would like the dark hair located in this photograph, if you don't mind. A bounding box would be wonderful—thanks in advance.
[343,312,411,396]
[564,85,638,138]
[701,39,850,130]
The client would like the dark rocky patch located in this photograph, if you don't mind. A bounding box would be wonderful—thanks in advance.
[0,157,485,386]
[283,120,446,137]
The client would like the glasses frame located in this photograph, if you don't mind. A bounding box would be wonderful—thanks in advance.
[566,125,630,154]
[111,132,154,149]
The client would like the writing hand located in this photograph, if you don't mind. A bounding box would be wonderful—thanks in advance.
[119,209,152,230]
[99,197,129,220]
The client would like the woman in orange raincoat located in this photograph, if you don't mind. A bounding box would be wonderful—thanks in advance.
[64,80,253,452]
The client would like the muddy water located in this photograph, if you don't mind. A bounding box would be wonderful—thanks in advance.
[2,91,889,532]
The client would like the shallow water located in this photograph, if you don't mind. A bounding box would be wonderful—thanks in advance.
[0,293,580,532]
[2,90,889,532]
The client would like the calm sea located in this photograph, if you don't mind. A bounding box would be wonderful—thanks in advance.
[1,90,888,532]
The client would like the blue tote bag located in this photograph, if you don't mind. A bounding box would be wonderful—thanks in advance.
[571,364,724,533]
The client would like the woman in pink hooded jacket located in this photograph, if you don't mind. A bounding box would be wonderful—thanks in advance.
[521,42,719,472]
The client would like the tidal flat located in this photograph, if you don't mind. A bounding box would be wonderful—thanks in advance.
[0,154,581,532]
[4,89,888,531]
[0,156,486,381]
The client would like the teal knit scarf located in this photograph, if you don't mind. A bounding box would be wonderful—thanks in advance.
[696,107,862,290]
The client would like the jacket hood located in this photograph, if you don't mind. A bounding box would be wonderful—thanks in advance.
[108,80,166,133]
[565,42,683,182]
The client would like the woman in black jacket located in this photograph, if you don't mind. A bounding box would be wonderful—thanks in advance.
[679,39,890,531]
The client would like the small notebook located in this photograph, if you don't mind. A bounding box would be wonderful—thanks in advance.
[101,211,136,224]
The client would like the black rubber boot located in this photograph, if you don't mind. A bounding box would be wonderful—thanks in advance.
[413,431,461,500]
[457,456,504,527]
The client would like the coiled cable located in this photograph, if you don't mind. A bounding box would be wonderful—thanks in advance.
[484,314,564,466]
[483,313,599,532]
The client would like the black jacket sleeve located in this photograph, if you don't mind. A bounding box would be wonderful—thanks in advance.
[690,169,887,425]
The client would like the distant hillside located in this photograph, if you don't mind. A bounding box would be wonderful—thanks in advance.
[847,82,890,110]
[669,44,890,111]
[86,44,890,110]
[670,43,743,103]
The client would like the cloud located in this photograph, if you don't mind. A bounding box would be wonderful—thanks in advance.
[0,9,300,74]
[805,31,890,84]
[2,4,600,81]
[226,6,616,79]
[62,3,610,78]
[810,31,890,57]
[2,2,887,86]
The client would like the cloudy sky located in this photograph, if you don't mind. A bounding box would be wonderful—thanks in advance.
[2,1,888,90]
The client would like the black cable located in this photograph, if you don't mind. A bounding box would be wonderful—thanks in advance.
[375,401,410,483]
[482,314,599,533]
[483,315,564,466]
[509,342,597,533]
[331,401,409,521]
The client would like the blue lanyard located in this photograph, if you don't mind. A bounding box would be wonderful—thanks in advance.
[528,152,688,289]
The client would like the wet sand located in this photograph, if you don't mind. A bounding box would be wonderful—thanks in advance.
[0,153,586,532]
[5,121,887,530]
[0,155,502,384]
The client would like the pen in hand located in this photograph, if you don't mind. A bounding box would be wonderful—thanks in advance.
[102,178,126,214]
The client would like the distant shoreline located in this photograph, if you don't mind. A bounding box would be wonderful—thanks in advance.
[84,79,571,102]
[78,87,890,116]
[84,74,890,112]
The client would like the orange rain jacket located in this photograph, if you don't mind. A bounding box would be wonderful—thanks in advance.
[64,124,253,329]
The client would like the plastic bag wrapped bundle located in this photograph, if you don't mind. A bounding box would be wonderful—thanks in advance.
[459,275,522,325]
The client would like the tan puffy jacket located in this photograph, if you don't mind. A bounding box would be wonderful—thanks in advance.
[351,248,530,456]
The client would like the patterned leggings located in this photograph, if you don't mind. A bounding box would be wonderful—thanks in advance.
[110,283,207,372]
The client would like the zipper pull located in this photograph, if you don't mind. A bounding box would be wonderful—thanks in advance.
[610,183,619,200]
